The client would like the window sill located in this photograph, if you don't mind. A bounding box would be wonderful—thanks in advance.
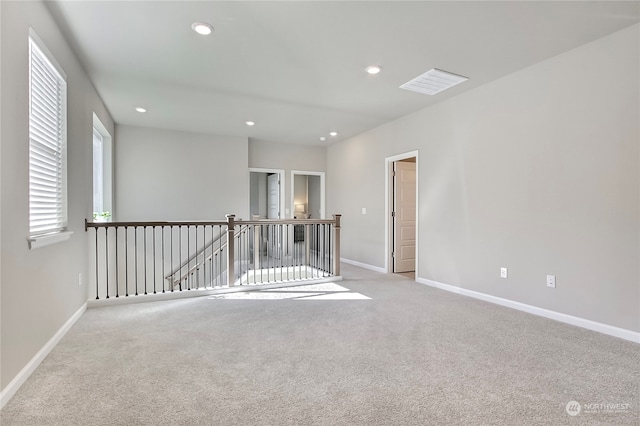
[28,231,74,250]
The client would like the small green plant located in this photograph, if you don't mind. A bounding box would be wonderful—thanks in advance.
[93,211,111,221]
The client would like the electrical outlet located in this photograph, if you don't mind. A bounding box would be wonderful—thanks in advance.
[547,275,556,288]
[78,273,84,286]
[500,267,508,279]
[362,207,367,214]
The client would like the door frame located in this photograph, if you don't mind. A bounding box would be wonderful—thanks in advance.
[385,151,419,275]
[248,168,285,219]
[291,170,325,219]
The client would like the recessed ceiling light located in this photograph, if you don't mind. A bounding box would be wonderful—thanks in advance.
[329,132,338,137]
[245,121,255,126]
[320,137,326,141]
[191,22,213,35]
[400,68,468,96]
[366,65,382,75]
[135,107,147,113]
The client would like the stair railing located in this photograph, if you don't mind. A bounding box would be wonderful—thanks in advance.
[85,214,341,301]
[165,221,251,289]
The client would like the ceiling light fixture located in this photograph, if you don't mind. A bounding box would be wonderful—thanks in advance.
[329,132,338,137]
[366,65,382,75]
[135,107,147,113]
[191,22,213,35]
[320,137,326,141]
[245,121,255,126]
[400,68,468,96]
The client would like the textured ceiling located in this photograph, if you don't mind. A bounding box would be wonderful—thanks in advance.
[46,1,639,145]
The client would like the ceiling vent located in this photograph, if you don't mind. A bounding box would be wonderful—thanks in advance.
[400,68,468,95]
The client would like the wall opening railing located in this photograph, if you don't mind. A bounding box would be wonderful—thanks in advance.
[85,214,341,300]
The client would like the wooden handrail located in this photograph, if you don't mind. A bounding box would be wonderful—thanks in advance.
[236,219,337,225]
[85,218,337,229]
[85,219,227,230]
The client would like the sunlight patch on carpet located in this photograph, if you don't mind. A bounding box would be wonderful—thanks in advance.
[207,282,370,300]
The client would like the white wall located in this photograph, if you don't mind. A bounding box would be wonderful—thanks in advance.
[1,0,114,391]
[248,139,326,217]
[327,24,639,332]
[115,125,248,221]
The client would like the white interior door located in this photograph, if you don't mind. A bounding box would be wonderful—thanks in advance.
[267,174,280,219]
[393,161,416,273]
[267,173,281,258]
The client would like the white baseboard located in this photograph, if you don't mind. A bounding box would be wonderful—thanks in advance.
[340,258,386,274]
[416,277,640,344]
[0,303,87,409]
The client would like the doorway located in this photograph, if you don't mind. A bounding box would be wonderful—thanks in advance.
[386,152,418,275]
[249,168,285,219]
[291,171,325,219]
[249,168,285,260]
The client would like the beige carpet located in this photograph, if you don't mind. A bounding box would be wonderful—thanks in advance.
[1,263,638,425]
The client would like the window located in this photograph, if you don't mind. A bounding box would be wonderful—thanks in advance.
[28,30,70,248]
[92,127,104,214]
[92,113,113,221]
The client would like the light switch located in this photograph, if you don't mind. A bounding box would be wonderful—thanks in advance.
[362,208,367,214]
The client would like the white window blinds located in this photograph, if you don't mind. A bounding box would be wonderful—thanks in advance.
[29,35,67,237]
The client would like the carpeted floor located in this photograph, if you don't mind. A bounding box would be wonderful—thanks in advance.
[1,264,638,425]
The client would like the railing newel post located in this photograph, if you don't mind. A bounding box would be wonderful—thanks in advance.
[94,226,99,300]
[226,214,236,287]
[333,214,341,276]
[305,223,311,268]
[252,215,260,271]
